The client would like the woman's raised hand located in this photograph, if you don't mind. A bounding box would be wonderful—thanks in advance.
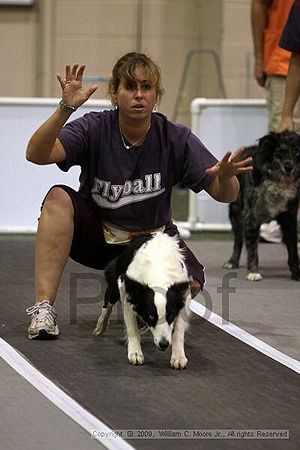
[56,64,98,108]
[206,147,253,181]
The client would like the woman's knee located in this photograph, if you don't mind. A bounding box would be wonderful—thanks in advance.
[42,186,74,217]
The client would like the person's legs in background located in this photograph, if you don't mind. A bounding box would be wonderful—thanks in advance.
[266,75,287,132]
[260,75,286,243]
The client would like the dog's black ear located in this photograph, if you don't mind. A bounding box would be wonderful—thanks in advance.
[167,281,190,305]
[282,130,300,155]
[123,275,150,302]
[166,281,190,324]
[169,281,190,295]
[256,132,279,165]
[252,132,279,185]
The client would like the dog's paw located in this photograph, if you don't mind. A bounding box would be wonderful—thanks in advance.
[93,317,110,336]
[170,353,188,370]
[223,261,239,269]
[93,307,112,336]
[128,351,144,365]
[246,272,263,281]
[93,321,108,336]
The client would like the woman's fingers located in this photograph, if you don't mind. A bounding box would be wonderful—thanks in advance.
[65,64,71,81]
[220,151,232,163]
[56,73,64,87]
[230,147,245,161]
[85,85,98,98]
[76,65,86,81]
[61,64,85,84]
[71,64,79,79]
[56,64,97,106]
[235,156,253,167]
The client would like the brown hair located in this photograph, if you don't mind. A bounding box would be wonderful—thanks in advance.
[108,52,164,104]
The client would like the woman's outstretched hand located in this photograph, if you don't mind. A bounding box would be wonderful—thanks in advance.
[206,147,253,181]
[57,64,98,109]
[205,147,253,203]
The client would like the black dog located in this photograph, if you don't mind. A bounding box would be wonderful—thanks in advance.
[224,131,300,281]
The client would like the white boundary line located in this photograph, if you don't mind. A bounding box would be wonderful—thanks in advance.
[190,300,300,375]
[0,338,135,450]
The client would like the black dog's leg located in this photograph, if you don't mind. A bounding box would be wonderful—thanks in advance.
[93,261,120,336]
[277,210,300,280]
[223,199,244,269]
[244,210,262,280]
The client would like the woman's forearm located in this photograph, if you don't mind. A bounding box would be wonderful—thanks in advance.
[206,175,240,203]
[26,106,72,164]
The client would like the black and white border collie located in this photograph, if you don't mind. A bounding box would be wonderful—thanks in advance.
[93,232,192,369]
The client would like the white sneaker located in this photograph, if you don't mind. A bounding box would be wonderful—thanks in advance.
[26,300,59,339]
[260,220,282,243]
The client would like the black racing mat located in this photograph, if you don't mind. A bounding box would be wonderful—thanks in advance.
[1,238,300,450]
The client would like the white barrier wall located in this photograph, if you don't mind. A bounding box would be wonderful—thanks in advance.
[1,97,268,233]
[188,98,268,230]
[0,97,111,232]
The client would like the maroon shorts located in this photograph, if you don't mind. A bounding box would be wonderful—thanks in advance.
[42,185,206,287]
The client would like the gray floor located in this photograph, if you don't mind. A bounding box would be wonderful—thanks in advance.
[192,239,300,361]
[0,235,299,450]
[0,358,107,450]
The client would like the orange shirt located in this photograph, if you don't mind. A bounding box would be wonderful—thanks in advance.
[264,0,293,76]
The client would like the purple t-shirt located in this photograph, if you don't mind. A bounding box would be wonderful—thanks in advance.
[280,0,300,52]
[57,109,218,231]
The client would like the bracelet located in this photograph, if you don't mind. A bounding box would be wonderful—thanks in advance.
[59,100,77,113]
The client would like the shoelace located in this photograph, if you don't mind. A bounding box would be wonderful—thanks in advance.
[26,300,57,323]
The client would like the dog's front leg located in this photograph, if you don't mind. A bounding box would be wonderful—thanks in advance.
[223,198,244,269]
[123,298,144,365]
[93,304,114,336]
[170,309,189,370]
[245,219,263,281]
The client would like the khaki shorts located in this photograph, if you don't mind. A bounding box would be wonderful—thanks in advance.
[266,75,300,132]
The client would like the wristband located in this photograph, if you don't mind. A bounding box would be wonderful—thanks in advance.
[59,100,77,113]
